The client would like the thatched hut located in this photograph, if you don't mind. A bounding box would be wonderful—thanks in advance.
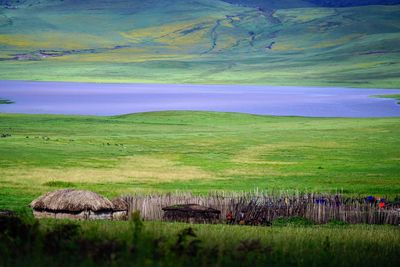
[162,204,220,223]
[111,197,129,220]
[30,189,114,220]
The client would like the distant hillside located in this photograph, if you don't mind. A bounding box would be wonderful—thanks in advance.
[222,0,313,9]
[224,0,400,9]
[0,0,399,87]
[308,0,400,7]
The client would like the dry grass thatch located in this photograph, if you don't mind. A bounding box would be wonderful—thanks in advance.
[111,197,129,211]
[30,189,114,213]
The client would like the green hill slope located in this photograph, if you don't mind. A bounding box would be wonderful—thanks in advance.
[0,0,399,87]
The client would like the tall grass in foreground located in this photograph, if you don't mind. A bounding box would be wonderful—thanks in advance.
[1,214,399,267]
[123,192,400,224]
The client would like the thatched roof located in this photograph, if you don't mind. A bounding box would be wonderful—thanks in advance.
[111,197,129,211]
[30,189,114,212]
[162,204,220,214]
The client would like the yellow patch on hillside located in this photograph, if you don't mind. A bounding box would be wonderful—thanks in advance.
[1,156,212,185]
[231,144,295,165]
[272,43,304,52]
[277,8,335,24]
[352,62,382,69]
[51,52,196,63]
[312,34,362,49]
[121,18,217,48]
[215,35,238,51]
[232,141,345,165]
[0,33,111,49]
[220,20,234,28]
[223,167,309,177]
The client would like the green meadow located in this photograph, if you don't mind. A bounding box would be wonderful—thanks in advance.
[1,111,399,211]
[0,0,400,88]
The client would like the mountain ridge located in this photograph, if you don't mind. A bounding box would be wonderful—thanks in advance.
[0,0,399,87]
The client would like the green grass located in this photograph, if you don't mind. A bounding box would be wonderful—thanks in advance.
[1,215,399,267]
[1,111,399,210]
[0,1,399,88]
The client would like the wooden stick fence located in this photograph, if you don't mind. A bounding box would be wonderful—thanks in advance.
[122,192,400,225]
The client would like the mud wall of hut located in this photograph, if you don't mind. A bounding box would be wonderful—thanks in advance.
[33,210,125,220]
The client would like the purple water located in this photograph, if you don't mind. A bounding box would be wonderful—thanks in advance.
[0,80,399,117]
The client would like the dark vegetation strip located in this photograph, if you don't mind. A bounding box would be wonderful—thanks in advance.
[0,45,131,61]
[202,19,222,54]
[1,213,399,267]
[0,98,14,104]
[372,94,400,105]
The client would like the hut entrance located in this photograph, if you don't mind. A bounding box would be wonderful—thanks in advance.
[162,204,220,224]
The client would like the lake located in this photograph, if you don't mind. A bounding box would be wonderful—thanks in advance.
[0,80,400,117]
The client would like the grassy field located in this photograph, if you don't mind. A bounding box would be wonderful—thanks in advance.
[1,2,399,265]
[0,0,399,87]
[1,215,399,267]
[1,111,399,211]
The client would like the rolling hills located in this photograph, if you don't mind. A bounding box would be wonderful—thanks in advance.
[0,0,399,87]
